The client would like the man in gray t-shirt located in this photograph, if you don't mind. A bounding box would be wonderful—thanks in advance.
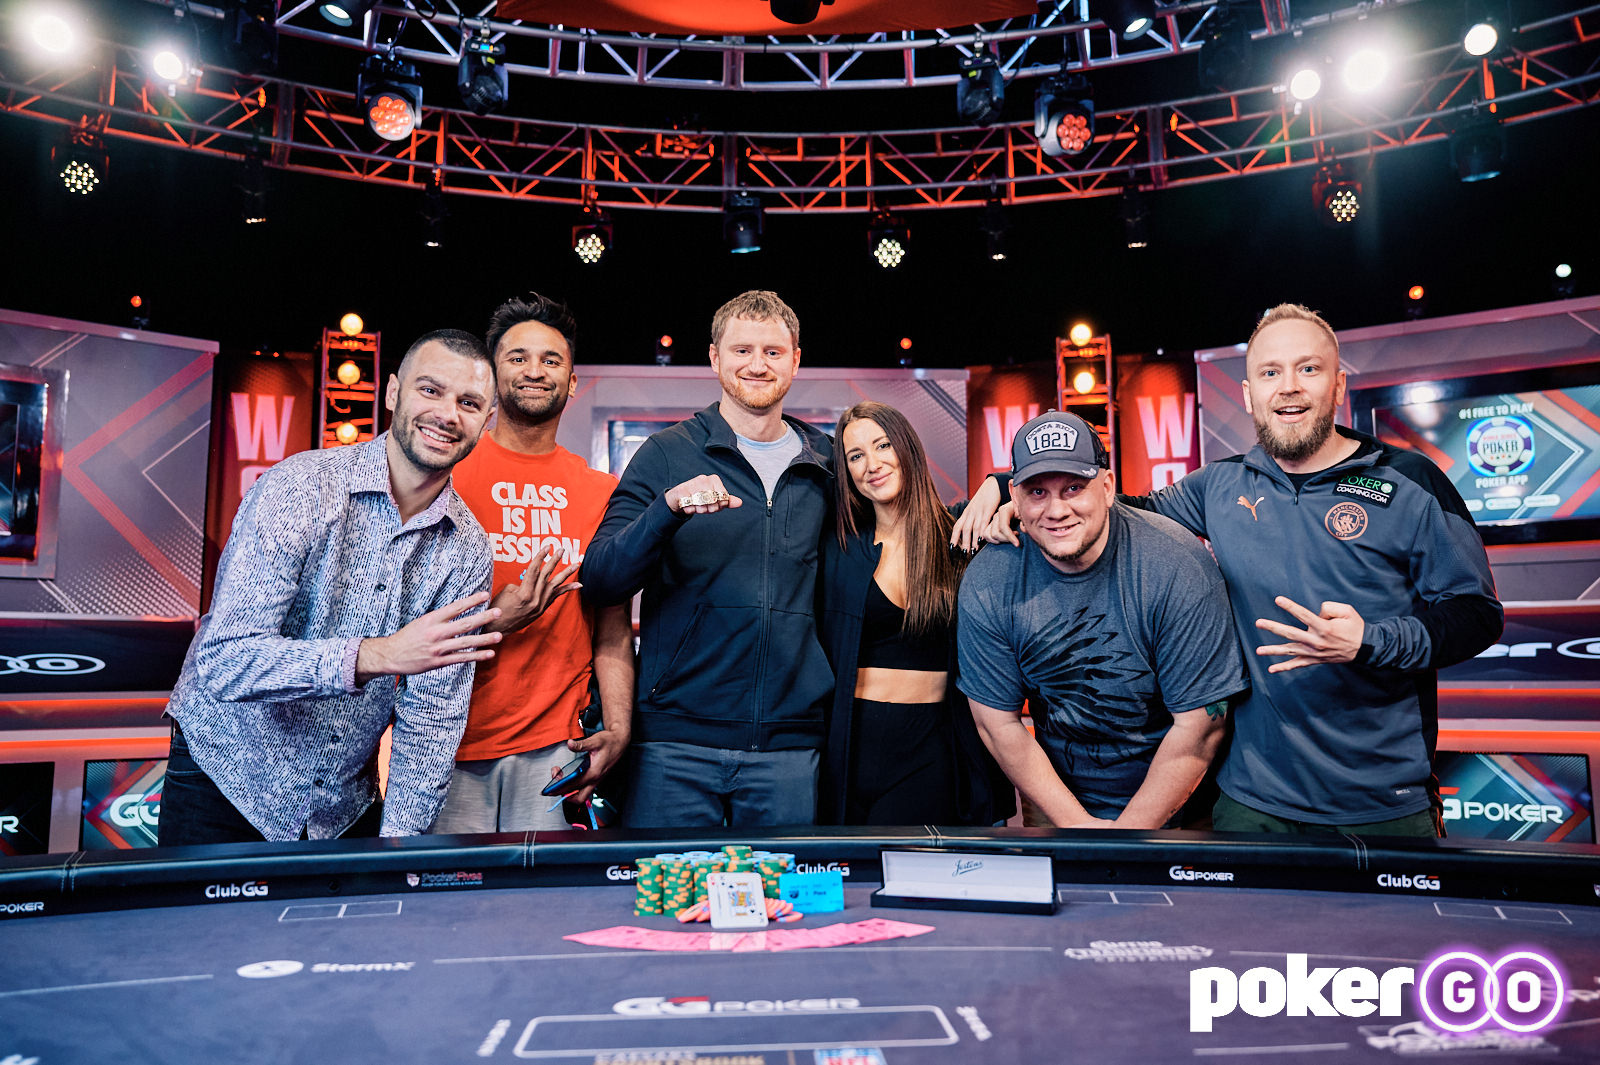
[958,411,1246,827]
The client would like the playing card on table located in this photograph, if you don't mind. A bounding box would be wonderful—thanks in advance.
[564,926,652,949]
[849,918,935,941]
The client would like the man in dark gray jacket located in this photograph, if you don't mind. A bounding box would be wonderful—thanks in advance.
[581,291,834,827]
[1132,303,1503,835]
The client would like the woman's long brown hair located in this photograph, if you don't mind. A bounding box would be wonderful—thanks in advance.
[834,402,965,636]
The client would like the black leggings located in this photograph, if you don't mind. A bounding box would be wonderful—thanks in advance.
[844,699,957,825]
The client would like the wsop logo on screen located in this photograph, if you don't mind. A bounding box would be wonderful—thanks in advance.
[1376,872,1441,892]
[615,996,862,1016]
[404,871,485,889]
[1169,865,1235,883]
[1189,947,1566,1035]
[1466,415,1535,477]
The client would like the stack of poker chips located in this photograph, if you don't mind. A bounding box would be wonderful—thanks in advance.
[633,847,797,915]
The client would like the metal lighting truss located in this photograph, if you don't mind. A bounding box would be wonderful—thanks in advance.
[1,1,1596,213]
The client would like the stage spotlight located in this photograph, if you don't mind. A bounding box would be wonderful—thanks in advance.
[53,134,106,195]
[239,154,267,224]
[340,312,364,336]
[1288,64,1322,102]
[957,51,1005,126]
[1073,369,1097,394]
[1312,163,1360,225]
[336,361,362,386]
[979,196,1009,261]
[1462,0,1507,57]
[724,190,764,254]
[27,8,79,56]
[1100,0,1158,40]
[1342,48,1389,93]
[1068,322,1094,347]
[229,0,278,72]
[1405,285,1427,319]
[1450,113,1504,182]
[422,171,447,248]
[1120,186,1149,249]
[1198,2,1253,93]
[1034,75,1095,159]
[1553,264,1575,297]
[148,44,194,93]
[868,211,909,269]
[572,204,613,265]
[358,53,423,142]
[335,422,360,445]
[319,0,375,27]
[458,27,508,115]
[770,0,834,25]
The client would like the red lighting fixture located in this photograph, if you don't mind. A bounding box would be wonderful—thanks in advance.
[358,53,422,142]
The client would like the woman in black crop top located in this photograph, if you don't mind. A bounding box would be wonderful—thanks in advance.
[816,402,1013,826]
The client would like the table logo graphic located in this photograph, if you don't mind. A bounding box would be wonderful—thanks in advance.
[0,900,45,915]
[0,815,18,834]
[205,880,268,900]
[236,960,304,979]
[1376,872,1441,891]
[605,864,637,881]
[0,653,105,677]
[1359,1019,1552,1054]
[1189,947,1566,1035]
[1168,865,1235,883]
[403,870,484,889]
[794,861,852,878]
[1065,940,1213,962]
[615,996,862,1016]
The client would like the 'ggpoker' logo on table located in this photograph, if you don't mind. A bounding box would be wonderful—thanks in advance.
[1189,947,1566,1034]
[1467,416,1535,477]
[615,996,862,1015]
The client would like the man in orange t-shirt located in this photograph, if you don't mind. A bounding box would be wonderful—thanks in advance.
[431,293,634,833]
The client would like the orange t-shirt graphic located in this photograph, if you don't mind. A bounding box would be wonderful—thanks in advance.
[449,435,618,761]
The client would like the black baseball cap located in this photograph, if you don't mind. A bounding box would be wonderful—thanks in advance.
[1011,410,1110,484]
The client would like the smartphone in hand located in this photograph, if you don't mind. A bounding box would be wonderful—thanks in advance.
[540,751,592,797]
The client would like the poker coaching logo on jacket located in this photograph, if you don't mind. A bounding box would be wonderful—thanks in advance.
[1325,501,1368,541]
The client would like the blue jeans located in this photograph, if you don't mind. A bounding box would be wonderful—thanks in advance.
[622,741,819,828]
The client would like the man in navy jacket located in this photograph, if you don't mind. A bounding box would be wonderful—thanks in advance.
[581,291,834,827]
[1132,304,1502,835]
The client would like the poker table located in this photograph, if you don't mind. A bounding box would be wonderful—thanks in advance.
[3,829,1599,1064]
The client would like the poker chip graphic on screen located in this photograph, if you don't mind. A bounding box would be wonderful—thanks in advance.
[1466,415,1535,477]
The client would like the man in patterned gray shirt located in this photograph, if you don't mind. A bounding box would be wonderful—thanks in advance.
[160,328,502,844]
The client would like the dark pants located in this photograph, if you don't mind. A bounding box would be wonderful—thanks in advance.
[622,741,818,828]
[1212,790,1440,838]
[845,699,956,826]
[160,724,382,846]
